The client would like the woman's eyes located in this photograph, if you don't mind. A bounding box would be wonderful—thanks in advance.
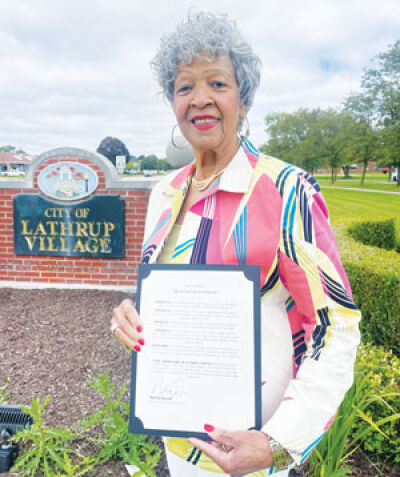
[175,80,228,95]
[212,81,227,89]
[176,85,191,94]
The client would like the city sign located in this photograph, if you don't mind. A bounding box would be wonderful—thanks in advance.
[14,194,124,257]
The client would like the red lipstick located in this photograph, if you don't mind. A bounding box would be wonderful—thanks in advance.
[191,115,218,130]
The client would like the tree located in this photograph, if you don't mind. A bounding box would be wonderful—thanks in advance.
[260,108,326,174]
[315,109,353,183]
[260,108,355,182]
[0,145,26,153]
[139,155,159,171]
[125,159,138,172]
[342,100,378,185]
[158,159,172,171]
[353,40,400,186]
[96,137,129,166]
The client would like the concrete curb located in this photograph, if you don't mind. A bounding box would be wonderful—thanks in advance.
[0,280,136,293]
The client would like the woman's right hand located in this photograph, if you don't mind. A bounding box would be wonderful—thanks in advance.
[111,298,145,352]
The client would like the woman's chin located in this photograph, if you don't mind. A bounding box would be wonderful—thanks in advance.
[188,135,237,157]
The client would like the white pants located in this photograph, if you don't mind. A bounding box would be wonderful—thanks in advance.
[165,447,290,477]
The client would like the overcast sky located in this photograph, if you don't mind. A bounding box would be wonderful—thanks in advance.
[1,0,399,158]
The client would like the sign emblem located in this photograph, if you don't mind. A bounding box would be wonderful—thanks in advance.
[38,163,98,201]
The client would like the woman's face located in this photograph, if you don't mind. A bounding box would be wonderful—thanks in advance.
[173,55,245,158]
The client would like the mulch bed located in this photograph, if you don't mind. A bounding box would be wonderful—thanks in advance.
[0,288,397,477]
[0,288,169,477]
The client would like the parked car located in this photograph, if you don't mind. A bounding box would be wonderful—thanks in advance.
[143,170,157,177]
[381,167,392,173]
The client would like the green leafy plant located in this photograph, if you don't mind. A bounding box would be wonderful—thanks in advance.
[348,217,396,250]
[10,396,80,477]
[0,380,10,404]
[9,374,161,476]
[307,367,367,476]
[307,343,400,476]
[52,453,98,477]
[81,373,161,477]
[355,344,400,463]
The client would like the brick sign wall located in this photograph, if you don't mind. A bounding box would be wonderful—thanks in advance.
[0,148,156,290]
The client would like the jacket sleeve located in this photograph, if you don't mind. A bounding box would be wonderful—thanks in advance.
[261,171,361,465]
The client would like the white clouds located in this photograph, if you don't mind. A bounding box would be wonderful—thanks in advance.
[0,0,399,156]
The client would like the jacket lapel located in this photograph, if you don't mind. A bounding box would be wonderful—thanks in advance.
[145,142,258,264]
[148,163,194,263]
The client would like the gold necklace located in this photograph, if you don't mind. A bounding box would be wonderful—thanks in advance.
[192,167,226,191]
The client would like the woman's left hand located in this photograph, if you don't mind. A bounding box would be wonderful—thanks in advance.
[188,426,273,475]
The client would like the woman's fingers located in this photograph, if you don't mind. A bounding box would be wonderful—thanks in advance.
[189,427,274,474]
[113,325,142,352]
[112,299,142,334]
[111,298,144,351]
[119,298,143,329]
[209,441,233,452]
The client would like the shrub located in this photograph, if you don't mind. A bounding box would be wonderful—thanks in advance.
[347,217,396,250]
[344,261,400,356]
[333,221,400,355]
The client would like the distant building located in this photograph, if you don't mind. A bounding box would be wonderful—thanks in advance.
[316,161,377,174]
[0,152,35,174]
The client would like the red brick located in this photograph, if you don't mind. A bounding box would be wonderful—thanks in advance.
[13,271,39,278]
[55,272,78,278]
[46,277,70,283]
[72,273,91,279]
[72,259,100,267]
[40,272,58,278]
[90,273,110,279]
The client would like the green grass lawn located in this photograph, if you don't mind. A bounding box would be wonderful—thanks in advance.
[318,180,400,192]
[322,187,400,225]
[315,172,395,180]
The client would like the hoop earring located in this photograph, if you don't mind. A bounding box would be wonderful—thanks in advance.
[238,116,250,143]
[171,124,185,149]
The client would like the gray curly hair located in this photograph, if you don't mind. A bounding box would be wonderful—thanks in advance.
[150,11,262,111]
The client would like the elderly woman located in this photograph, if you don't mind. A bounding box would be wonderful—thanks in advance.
[111,11,360,477]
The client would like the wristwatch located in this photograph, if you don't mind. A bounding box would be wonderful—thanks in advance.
[267,435,293,471]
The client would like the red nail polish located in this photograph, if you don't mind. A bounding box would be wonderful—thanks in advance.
[134,345,141,352]
[138,338,145,346]
[204,424,214,433]
[137,325,143,333]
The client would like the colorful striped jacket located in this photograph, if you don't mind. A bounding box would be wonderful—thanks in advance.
[141,140,361,473]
